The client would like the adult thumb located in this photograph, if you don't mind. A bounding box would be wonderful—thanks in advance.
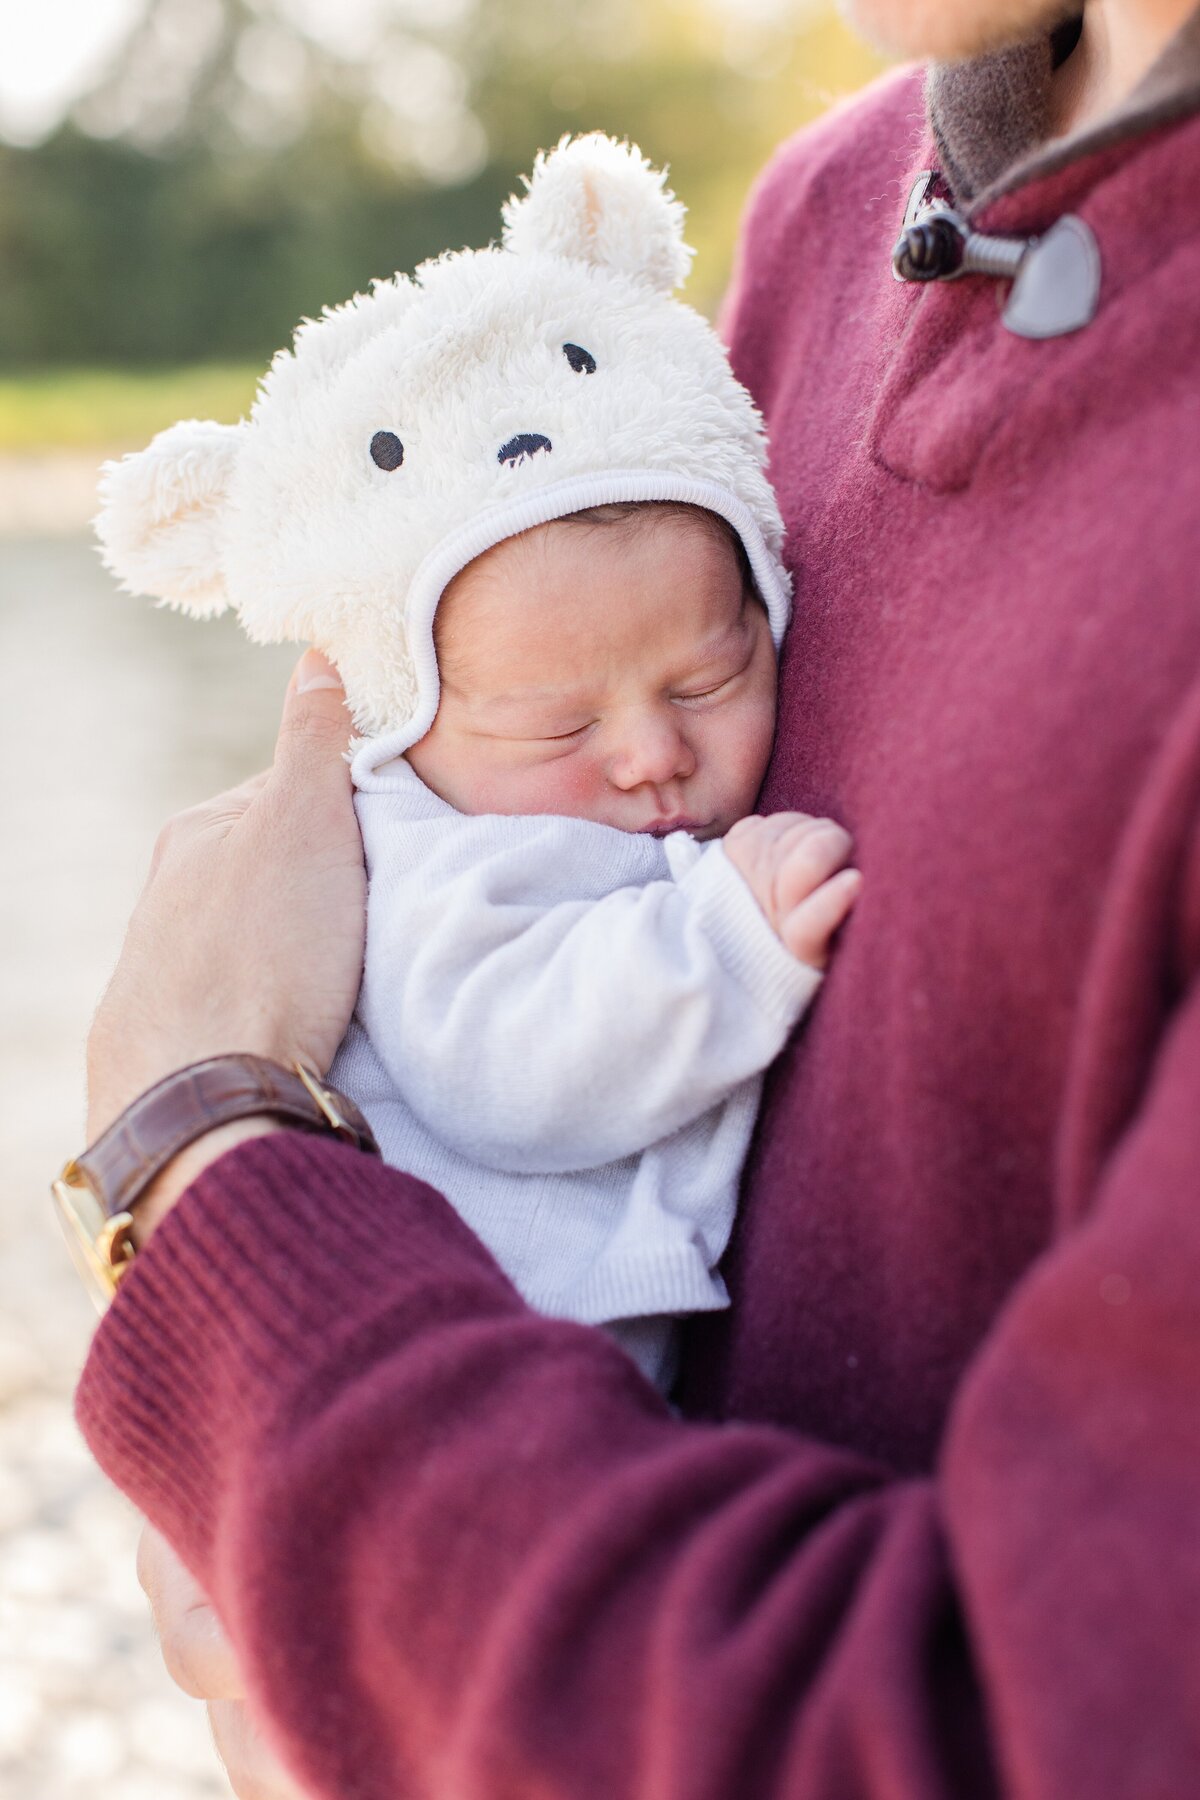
[276,648,353,773]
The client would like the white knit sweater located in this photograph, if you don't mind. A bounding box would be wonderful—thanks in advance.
[329,759,821,1380]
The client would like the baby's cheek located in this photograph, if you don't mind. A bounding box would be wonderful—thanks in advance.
[517,754,605,818]
[703,701,776,823]
[455,749,603,820]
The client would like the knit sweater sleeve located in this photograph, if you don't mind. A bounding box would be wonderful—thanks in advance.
[356,810,818,1174]
[75,910,1200,1799]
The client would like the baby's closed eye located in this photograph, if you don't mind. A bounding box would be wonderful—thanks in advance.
[675,675,737,702]
[672,658,752,705]
[470,713,596,752]
[535,720,596,743]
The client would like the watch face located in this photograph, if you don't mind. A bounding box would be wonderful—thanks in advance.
[50,1175,130,1314]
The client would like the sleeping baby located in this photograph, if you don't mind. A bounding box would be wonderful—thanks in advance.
[96,133,860,1391]
[334,498,857,1387]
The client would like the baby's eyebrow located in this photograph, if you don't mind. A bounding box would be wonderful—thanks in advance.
[437,670,569,708]
[468,684,583,715]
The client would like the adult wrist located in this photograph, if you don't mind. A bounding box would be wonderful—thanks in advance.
[130,1117,283,1244]
[53,1055,380,1310]
[86,1026,308,1145]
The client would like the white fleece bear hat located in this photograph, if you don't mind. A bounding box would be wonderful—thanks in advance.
[96,133,792,775]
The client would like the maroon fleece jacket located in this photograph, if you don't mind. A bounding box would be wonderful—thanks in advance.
[78,66,1200,1800]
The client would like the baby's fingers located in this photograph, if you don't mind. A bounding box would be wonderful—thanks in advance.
[780,867,862,968]
[773,821,854,919]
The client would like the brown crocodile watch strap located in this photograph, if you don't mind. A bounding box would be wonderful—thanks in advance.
[73,1054,380,1221]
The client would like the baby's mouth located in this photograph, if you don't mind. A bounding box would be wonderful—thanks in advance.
[645,817,709,838]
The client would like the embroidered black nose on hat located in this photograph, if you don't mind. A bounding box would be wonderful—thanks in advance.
[499,434,552,465]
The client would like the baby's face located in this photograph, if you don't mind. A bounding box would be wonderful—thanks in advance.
[406,512,777,839]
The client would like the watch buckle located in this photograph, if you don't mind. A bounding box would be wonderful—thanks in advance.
[293,1061,355,1140]
[97,1211,137,1280]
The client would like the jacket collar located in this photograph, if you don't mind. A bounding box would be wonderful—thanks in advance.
[928,8,1200,210]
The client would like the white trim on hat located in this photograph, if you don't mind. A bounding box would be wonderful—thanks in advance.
[352,468,792,784]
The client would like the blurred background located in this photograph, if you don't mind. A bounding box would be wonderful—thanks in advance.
[0,2,883,1794]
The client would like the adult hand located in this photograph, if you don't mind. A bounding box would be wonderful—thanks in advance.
[138,1526,309,1800]
[86,649,365,1147]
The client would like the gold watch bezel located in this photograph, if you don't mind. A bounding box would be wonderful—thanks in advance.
[50,1161,136,1314]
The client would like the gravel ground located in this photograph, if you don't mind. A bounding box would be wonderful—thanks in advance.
[1,527,298,1798]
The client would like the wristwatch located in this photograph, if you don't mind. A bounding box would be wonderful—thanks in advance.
[51,1054,379,1312]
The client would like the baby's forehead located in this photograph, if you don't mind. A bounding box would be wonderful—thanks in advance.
[462,506,742,604]
[439,509,750,690]
[535,503,739,559]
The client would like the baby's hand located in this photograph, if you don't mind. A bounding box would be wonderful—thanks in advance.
[724,813,861,969]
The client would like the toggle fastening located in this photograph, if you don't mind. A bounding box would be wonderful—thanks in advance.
[892,203,1029,283]
[891,171,1102,340]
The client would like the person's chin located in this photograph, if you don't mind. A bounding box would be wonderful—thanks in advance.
[837,0,1076,64]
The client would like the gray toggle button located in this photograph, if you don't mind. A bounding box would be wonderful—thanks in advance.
[1003,215,1101,340]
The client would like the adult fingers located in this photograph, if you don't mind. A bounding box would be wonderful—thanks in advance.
[145,770,273,876]
[137,1526,245,1702]
[274,649,355,788]
[230,767,273,801]
[197,768,276,836]
[209,1700,312,1800]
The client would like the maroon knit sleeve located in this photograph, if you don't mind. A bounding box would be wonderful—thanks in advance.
[76,962,1200,1800]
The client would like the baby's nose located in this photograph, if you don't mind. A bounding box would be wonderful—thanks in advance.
[609,716,696,790]
[498,433,552,466]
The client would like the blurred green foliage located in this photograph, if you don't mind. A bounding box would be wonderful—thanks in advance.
[0,122,522,368]
[0,0,885,444]
[0,363,260,451]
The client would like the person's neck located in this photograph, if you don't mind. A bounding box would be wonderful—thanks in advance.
[1050,0,1197,135]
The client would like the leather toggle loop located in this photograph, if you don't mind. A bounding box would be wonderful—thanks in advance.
[892,210,966,282]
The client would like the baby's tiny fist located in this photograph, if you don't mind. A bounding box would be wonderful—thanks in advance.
[779,867,862,969]
[723,813,810,929]
[772,819,854,917]
[725,812,860,965]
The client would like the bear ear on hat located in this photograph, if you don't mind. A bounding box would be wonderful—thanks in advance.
[95,418,242,619]
[501,132,694,295]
